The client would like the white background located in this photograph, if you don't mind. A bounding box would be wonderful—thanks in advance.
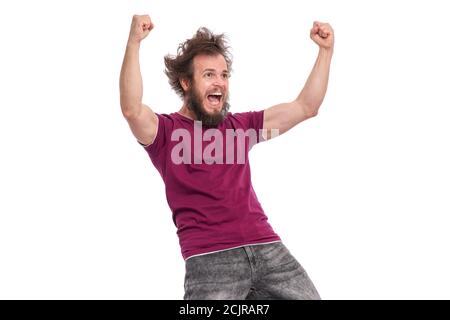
[1,0,449,299]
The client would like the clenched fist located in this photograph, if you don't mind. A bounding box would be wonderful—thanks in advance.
[310,21,334,51]
[128,15,154,44]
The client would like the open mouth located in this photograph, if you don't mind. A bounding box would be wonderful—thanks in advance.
[206,92,223,106]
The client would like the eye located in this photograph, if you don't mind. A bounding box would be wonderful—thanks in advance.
[222,73,229,79]
[204,72,214,78]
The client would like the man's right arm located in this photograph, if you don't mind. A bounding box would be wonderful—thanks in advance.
[120,15,157,146]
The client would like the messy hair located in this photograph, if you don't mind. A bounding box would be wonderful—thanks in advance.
[164,27,232,99]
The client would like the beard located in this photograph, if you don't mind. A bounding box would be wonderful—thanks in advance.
[186,85,230,128]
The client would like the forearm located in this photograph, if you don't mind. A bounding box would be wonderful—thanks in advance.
[296,48,333,115]
[120,40,143,117]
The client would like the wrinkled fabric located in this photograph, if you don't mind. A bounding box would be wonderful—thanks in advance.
[184,242,320,300]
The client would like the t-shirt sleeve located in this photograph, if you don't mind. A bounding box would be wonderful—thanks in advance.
[234,110,266,144]
[137,113,167,156]
[249,110,265,136]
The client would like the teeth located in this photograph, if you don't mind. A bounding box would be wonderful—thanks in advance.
[210,92,222,96]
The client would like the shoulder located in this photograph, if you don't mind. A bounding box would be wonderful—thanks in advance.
[225,110,265,129]
[154,112,182,128]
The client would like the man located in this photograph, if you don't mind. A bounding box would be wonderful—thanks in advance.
[120,14,334,300]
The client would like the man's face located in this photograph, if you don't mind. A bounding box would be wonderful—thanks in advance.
[185,54,230,127]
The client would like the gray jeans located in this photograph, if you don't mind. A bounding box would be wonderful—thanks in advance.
[183,242,320,300]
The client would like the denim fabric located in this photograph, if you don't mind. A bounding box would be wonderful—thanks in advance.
[184,242,320,300]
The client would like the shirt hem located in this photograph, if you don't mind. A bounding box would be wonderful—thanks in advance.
[184,239,282,261]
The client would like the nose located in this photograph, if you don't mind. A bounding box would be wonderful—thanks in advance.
[213,76,227,88]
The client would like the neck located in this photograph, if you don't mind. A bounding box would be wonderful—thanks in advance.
[178,103,197,120]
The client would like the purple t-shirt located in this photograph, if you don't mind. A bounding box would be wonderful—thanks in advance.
[141,111,280,260]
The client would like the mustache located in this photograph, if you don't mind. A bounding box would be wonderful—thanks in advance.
[187,87,230,127]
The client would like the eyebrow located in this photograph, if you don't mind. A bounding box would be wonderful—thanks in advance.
[202,68,229,74]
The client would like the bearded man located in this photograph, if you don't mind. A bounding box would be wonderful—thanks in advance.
[120,14,334,300]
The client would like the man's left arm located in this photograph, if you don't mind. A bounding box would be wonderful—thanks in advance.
[263,21,334,139]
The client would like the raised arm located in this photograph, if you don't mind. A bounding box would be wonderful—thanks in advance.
[263,21,334,139]
[120,14,158,146]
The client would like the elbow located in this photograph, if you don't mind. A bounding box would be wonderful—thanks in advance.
[307,109,319,118]
[304,107,319,119]
[297,99,320,119]
[120,94,142,119]
[121,104,141,120]
[121,108,135,119]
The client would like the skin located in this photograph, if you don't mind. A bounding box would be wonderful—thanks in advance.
[120,15,334,145]
[120,15,157,146]
[263,21,334,138]
[179,54,230,123]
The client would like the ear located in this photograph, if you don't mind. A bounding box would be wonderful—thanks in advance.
[180,78,190,92]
